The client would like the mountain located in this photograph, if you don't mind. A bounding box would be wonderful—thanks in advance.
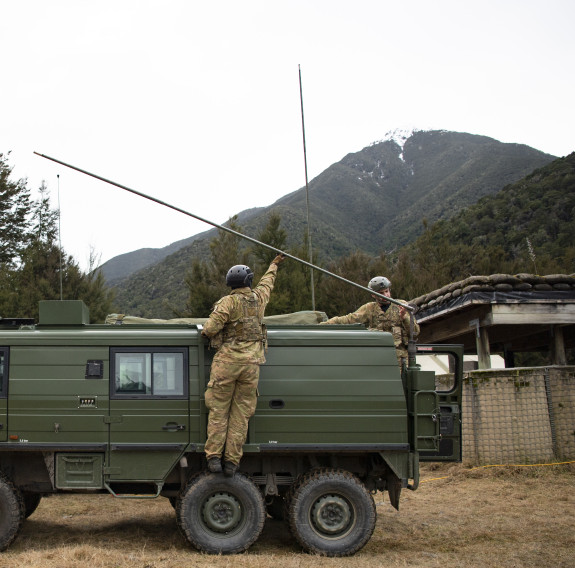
[104,130,556,317]
[102,207,265,285]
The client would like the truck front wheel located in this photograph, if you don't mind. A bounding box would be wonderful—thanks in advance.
[0,473,24,551]
[176,472,265,554]
[287,468,376,556]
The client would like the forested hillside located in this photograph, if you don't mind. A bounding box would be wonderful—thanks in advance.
[111,151,574,320]
[419,152,575,265]
[395,151,575,298]
[108,131,556,317]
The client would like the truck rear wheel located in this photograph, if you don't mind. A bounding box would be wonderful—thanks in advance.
[287,468,376,556]
[0,473,24,551]
[176,472,265,554]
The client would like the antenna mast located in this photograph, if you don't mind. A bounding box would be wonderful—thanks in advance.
[57,174,63,300]
[299,64,316,311]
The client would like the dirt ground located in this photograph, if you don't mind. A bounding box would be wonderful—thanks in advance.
[0,463,573,568]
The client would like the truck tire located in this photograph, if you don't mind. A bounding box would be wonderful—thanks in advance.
[0,473,24,551]
[176,472,265,554]
[287,468,376,556]
[22,492,42,518]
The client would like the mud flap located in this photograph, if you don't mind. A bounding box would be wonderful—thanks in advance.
[386,470,402,510]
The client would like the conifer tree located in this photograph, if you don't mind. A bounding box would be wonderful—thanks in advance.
[316,251,389,317]
[0,158,115,321]
[180,216,249,317]
[0,153,32,265]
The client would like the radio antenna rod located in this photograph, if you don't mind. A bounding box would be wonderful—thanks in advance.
[299,64,315,311]
[57,174,63,300]
[33,151,413,311]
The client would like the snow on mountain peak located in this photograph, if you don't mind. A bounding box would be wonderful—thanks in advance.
[383,127,418,149]
[369,127,423,161]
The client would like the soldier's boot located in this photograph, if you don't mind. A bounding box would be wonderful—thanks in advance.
[207,457,222,473]
[223,461,238,477]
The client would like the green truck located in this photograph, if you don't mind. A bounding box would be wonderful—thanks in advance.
[0,300,462,556]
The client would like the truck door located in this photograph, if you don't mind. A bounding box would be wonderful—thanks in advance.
[415,345,463,462]
[107,347,190,484]
[0,348,7,442]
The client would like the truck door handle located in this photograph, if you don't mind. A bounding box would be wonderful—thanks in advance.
[162,423,186,431]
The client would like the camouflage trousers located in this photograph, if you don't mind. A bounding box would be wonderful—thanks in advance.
[204,359,260,466]
[396,348,408,370]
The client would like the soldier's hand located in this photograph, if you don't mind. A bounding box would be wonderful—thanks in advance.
[272,254,286,265]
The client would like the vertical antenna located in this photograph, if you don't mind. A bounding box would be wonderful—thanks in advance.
[299,64,316,311]
[57,174,63,300]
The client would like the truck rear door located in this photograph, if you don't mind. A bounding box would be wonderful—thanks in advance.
[415,344,463,462]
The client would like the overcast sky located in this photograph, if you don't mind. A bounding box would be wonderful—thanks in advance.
[1,0,573,271]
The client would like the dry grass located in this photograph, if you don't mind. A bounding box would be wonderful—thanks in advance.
[0,463,573,568]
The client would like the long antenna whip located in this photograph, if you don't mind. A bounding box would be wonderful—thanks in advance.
[33,151,414,311]
[299,64,315,311]
[57,174,63,301]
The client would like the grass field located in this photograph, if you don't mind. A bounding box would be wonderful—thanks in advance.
[0,463,573,568]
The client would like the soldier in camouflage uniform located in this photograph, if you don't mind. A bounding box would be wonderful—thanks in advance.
[201,254,285,476]
[320,276,419,368]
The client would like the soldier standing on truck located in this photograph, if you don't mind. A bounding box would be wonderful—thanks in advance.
[201,254,285,477]
[320,276,420,369]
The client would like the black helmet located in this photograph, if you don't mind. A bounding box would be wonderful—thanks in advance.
[226,265,254,288]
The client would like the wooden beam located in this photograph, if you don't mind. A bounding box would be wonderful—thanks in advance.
[491,303,575,325]
[418,305,491,343]
[476,326,492,369]
[551,325,567,365]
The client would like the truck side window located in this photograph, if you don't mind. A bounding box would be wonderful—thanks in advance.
[110,348,187,398]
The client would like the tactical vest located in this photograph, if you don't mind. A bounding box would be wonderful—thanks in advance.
[372,304,406,350]
[222,293,266,344]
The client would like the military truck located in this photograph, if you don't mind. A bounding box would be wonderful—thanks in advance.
[0,300,462,556]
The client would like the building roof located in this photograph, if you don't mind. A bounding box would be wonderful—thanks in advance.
[412,273,575,358]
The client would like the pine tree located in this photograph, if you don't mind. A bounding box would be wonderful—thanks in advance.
[0,166,115,322]
[316,251,390,317]
[0,153,32,265]
[180,216,249,317]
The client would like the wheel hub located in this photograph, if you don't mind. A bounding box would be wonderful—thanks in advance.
[202,492,242,533]
[311,494,352,535]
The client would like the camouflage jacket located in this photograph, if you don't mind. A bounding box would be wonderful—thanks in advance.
[321,300,420,355]
[202,263,278,364]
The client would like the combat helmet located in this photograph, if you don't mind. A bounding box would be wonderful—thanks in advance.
[368,276,391,292]
[226,265,254,288]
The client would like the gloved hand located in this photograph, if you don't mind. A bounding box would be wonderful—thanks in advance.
[272,254,286,265]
